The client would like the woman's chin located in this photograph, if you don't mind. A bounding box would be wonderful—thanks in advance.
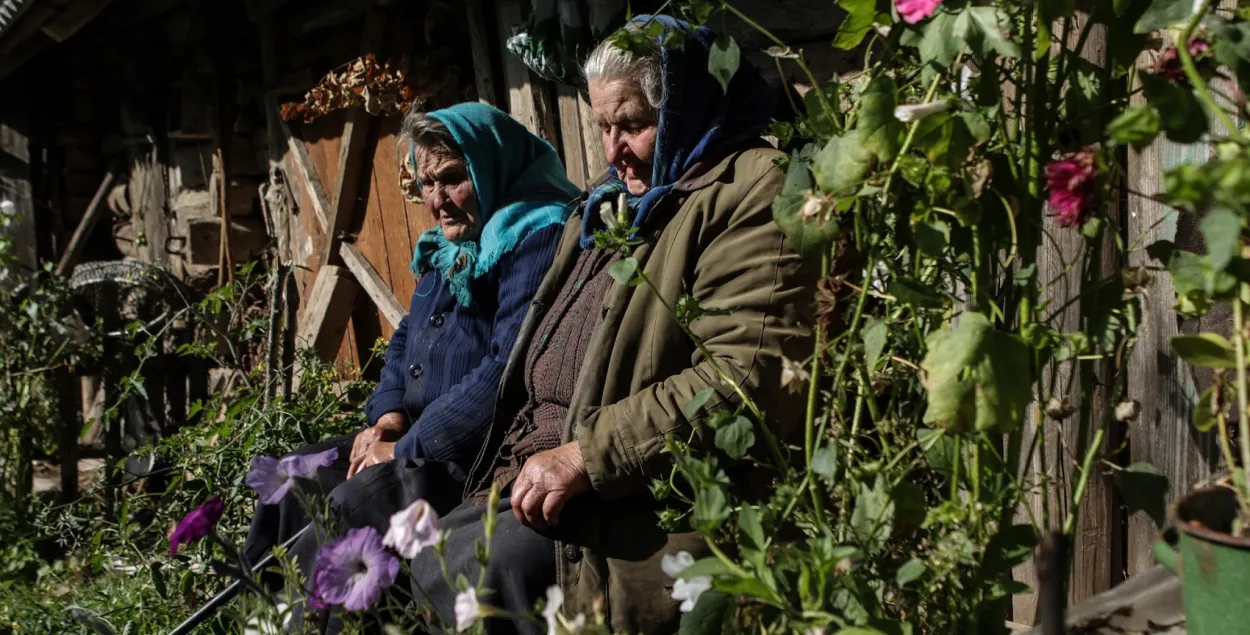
[624,179,651,196]
[442,225,471,243]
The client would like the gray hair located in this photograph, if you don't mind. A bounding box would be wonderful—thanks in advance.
[399,109,462,159]
[583,23,665,111]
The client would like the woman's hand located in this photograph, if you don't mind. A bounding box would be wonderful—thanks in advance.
[350,413,406,466]
[511,442,592,531]
[347,441,397,478]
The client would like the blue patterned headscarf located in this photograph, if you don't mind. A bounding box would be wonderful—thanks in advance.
[411,103,580,306]
[580,15,775,248]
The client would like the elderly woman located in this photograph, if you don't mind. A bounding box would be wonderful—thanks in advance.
[404,16,815,634]
[243,102,580,567]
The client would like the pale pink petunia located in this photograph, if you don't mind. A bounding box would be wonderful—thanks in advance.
[896,0,943,24]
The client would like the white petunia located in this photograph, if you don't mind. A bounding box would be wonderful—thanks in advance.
[382,499,441,559]
[543,586,587,635]
[893,100,951,123]
[661,551,712,613]
[455,588,482,632]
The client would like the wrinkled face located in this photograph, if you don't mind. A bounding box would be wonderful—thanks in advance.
[414,144,480,243]
[589,77,658,196]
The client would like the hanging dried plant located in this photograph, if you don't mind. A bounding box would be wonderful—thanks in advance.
[280,54,453,123]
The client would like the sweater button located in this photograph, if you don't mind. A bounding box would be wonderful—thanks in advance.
[562,544,582,563]
[409,364,423,379]
[429,314,445,328]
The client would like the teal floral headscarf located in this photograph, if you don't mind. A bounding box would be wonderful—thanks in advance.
[410,103,580,306]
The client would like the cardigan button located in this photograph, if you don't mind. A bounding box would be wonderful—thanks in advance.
[429,314,445,328]
[409,364,424,379]
[562,544,582,563]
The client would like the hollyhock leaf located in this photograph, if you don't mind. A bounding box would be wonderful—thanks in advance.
[1114,462,1169,527]
[1200,207,1241,272]
[1171,333,1238,368]
[682,388,717,421]
[813,131,875,197]
[983,525,1038,574]
[812,445,838,481]
[1141,73,1207,143]
[708,35,740,94]
[693,485,729,531]
[890,277,948,310]
[913,217,950,258]
[862,318,887,371]
[963,7,1020,59]
[1135,0,1194,33]
[912,10,962,68]
[921,312,1032,433]
[896,558,926,587]
[775,154,842,258]
[1193,387,1218,432]
[834,0,876,50]
[714,416,755,459]
[1106,105,1161,150]
[608,257,639,286]
[856,75,903,163]
[850,477,894,550]
[737,506,766,551]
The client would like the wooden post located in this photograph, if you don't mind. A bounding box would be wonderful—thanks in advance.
[556,84,588,188]
[495,0,559,145]
[294,265,360,362]
[465,0,499,107]
[578,92,609,182]
[340,242,406,329]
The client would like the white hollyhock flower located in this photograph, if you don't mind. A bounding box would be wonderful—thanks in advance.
[893,100,951,123]
[382,499,440,558]
[455,588,482,632]
[661,551,712,613]
[543,586,587,635]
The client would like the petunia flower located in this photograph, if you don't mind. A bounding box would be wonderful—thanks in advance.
[661,551,713,613]
[1043,147,1099,228]
[893,100,950,123]
[896,0,942,24]
[382,499,441,558]
[245,448,338,505]
[455,587,483,632]
[312,527,399,611]
[543,586,587,635]
[169,496,224,557]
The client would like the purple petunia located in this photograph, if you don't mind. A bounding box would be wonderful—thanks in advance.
[312,527,399,611]
[245,448,338,505]
[169,496,224,557]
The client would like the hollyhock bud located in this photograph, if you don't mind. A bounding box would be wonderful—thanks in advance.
[1044,147,1099,228]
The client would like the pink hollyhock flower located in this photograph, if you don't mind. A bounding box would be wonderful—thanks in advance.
[896,0,943,24]
[1044,148,1099,228]
[1156,37,1212,85]
[169,496,224,557]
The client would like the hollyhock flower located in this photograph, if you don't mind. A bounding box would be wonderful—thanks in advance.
[1156,37,1212,84]
[382,499,441,558]
[543,586,587,635]
[1044,148,1099,228]
[896,0,942,24]
[169,496,224,557]
[661,551,712,613]
[893,100,950,123]
[455,587,484,631]
[245,448,337,505]
[312,527,399,611]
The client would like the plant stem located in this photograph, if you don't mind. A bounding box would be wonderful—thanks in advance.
[1063,425,1106,535]
[1177,0,1238,135]
[805,250,831,522]
[881,69,947,203]
[1232,295,1250,515]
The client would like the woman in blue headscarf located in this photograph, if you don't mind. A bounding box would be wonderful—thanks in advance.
[399,15,817,635]
[242,102,580,571]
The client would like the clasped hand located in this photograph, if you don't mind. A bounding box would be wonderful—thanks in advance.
[511,441,592,531]
[347,412,405,478]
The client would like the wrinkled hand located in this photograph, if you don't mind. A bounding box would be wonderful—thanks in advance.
[347,441,396,478]
[511,442,592,531]
[350,413,406,465]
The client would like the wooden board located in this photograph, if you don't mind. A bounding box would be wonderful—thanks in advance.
[557,84,588,189]
[0,112,37,271]
[464,0,498,106]
[295,264,360,361]
[495,0,558,145]
[578,91,609,182]
[341,242,405,329]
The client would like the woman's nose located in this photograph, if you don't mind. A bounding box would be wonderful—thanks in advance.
[425,185,445,211]
[604,131,627,165]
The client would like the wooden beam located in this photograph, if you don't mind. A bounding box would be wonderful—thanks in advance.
[55,167,117,276]
[340,242,405,329]
[41,0,115,42]
[556,84,587,189]
[464,0,498,106]
[270,95,331,233]
[295,265,359,362]
[495,0,558,145]
[578,91,609,182]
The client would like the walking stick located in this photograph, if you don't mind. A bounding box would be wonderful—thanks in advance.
[167,524,311,635]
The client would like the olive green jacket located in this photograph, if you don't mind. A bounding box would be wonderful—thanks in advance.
[465,146,817,633]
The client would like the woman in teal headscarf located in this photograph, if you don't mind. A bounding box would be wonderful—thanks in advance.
[243,102,581,574]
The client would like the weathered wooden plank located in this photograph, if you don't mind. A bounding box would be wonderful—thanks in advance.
[578,91,609,182]
[56,168,117,276]
[495,0,558,145]
[340,242,405,330]
[41,0,114,42]
[0,112,37,271]
[371,120,425,306]
[295,264,359,362]
[464,0,498,107]
[273,103,332,233]
[556,84,588,188]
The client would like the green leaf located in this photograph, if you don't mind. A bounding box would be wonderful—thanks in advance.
[678,556,734,579]
[913,217,951,257]
[1135,0,1195,33]
[833,0,876,50]
[891,481,927,535]
[608,257,639,285]
[1193,386,1218,432]
[678,590,734,635]
[1201,207,1242,272]
[1114,462,1169,527]
[963,7,1021,59]
[773,154,841,258]
[833,627,888,635]
[1106,105,1161,150]
[857,75,903,164]
[812,445,838,481]
[1171,333,1238,368]
[1014,263,1037,287]
[715,415,756,459]
[851,477,895,550]
[813,131,876,197]
[683,388,716,421]
[921,312,1033,433]
[910,10,963,68]
[895,558,926,587]
[694,485,730,531]
[862,318,887,371]
[714,576,776,601]
[891,277,948,310]
[1141,73,1208,144]
[738,506,766,551]
[708,35,740,94]
[983,524,1038,574]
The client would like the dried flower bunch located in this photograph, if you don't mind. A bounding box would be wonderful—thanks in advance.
[280,54,446,123]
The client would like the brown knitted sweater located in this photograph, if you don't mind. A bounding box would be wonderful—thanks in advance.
[488,248,620,492]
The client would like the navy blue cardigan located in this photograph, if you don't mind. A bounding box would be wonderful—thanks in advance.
[364,223,563,464]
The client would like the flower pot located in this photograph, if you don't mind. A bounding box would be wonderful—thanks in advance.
[1153,486,1250,635]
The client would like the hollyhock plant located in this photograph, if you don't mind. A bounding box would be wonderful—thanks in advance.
[169,496,224,557]
[311,527,399,611]
[661,551,712,613]
[1156,37,1212,84]
[896,0,942,24]
[245,448,337,505]
[1044,147,1099,228]
[382,499,441,558]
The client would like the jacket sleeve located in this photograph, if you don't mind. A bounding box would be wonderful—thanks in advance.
[365,311,411,427]
[577,165,817,500]
[393,223,563,463]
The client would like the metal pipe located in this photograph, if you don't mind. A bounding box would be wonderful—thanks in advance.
[167,524,311,635]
